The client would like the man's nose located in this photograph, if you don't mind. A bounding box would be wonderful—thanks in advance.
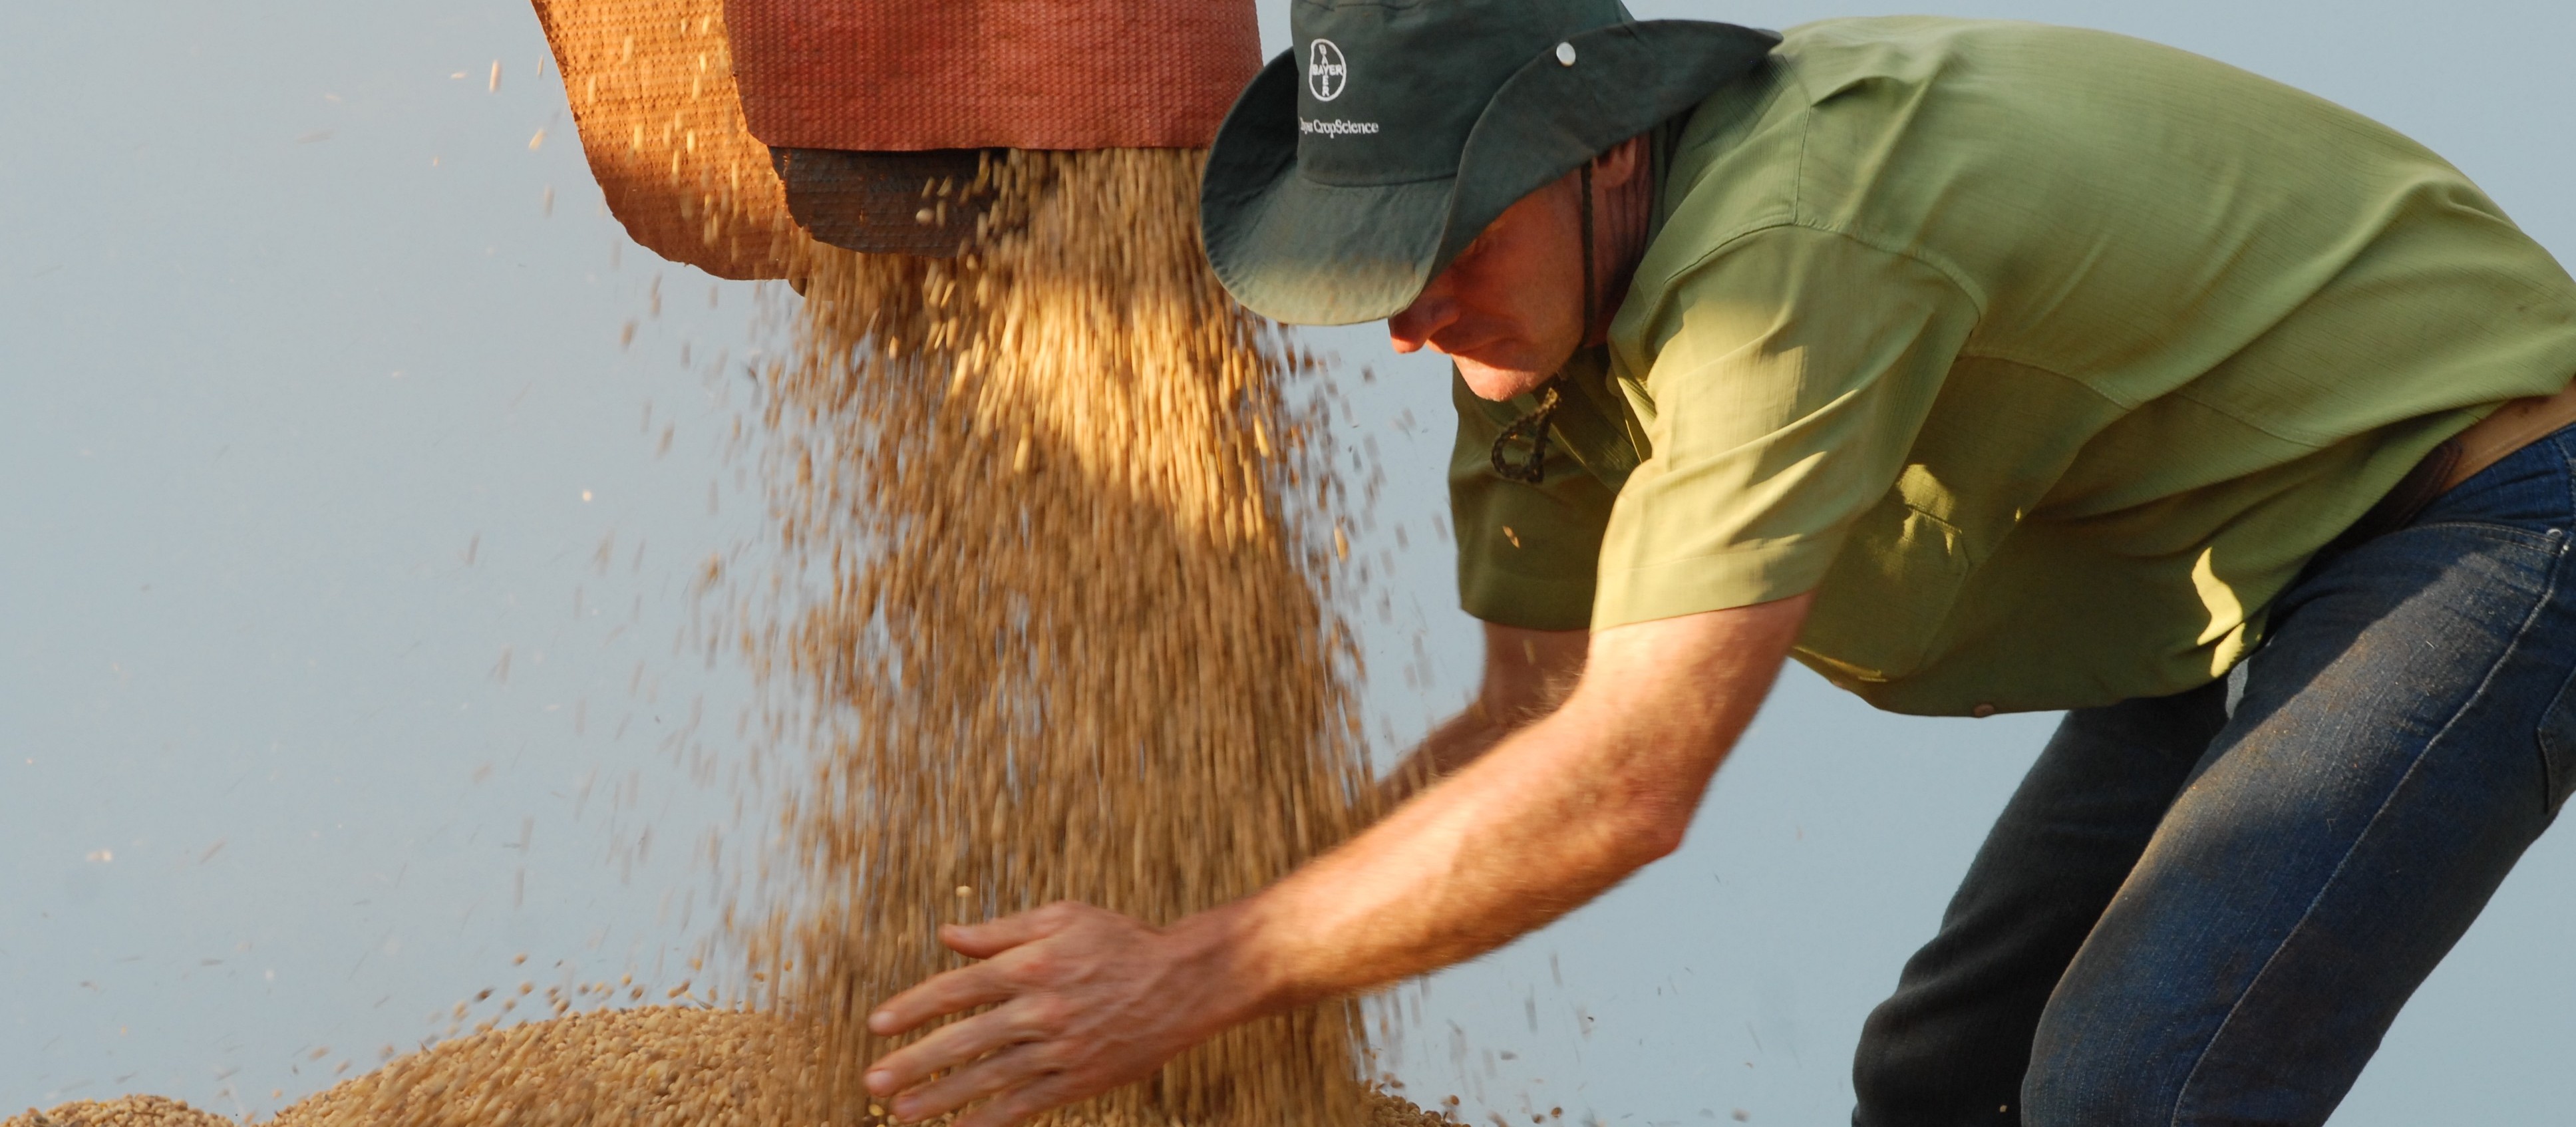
[1388,291,1457,355]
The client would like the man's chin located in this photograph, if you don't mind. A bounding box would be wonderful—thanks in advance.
[1454,359,1559,402]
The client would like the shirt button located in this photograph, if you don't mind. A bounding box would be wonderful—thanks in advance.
[1971,703,1997,719]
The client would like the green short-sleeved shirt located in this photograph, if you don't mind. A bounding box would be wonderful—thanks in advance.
[1451,17,2576,716]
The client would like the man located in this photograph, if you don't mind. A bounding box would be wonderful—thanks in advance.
[861,3,2576,1125]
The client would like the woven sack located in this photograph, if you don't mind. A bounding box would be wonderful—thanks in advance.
[533,0,1261,266]
[531,0,808,278]
[723,0,1262,152]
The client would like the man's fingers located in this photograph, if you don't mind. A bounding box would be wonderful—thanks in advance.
[879,905,1098,1033]
[953,1071,1093,1127]
[864,1003,1045,1098]
[867,962,1015,1037]
[940,901,1088,959]
[885,1043,1046,1122]
[864,901,1160,1127]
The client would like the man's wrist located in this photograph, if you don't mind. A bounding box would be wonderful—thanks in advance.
[1165,898,1303,1032]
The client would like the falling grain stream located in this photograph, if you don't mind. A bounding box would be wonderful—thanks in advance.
[14,152,1431,1127]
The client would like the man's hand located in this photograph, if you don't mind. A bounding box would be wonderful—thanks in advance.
[862,901,1262,1127]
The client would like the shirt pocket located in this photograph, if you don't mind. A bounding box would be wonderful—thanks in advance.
[1792,497,1976,685]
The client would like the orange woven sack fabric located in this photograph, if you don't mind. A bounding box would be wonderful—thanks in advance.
[723,0,1263,151]
[531,0,809,278]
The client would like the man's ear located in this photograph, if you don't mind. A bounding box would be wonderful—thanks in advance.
[1592,134,1649,187]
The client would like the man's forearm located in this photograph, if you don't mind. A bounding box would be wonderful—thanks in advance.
[1194,596,1812,1017]
[1382,624,1589,804]
[1200,699,1690,1012]
[1378,701,1516,804]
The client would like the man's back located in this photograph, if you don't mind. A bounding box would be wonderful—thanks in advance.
[1668,18,2575,458]
[1541,17,2576,712]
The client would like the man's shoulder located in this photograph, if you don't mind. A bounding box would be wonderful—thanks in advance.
[1640,13,2430,301]
[1766,17,2228,94]
[1645,17,2066,255]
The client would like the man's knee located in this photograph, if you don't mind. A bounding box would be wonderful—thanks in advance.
[2018,1004,2192,1127]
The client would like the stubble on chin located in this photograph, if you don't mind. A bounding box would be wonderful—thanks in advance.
[1454,357,1565,403]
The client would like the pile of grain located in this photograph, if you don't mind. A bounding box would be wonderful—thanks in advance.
[8,1011,1447,1127]
[284,1009,820,1127]
[5,1096,230,1127]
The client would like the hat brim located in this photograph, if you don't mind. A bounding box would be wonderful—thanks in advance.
[1202,21,1782,326]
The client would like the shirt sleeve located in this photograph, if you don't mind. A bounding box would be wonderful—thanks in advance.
[1448,370,1619,631]
[1592,224,1980,627]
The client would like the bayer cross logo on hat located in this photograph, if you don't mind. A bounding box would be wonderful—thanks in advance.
[1307,39,1348,101]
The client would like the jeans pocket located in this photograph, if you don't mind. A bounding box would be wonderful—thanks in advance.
[2538,661,2576,819]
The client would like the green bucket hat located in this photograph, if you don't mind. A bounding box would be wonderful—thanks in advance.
[1200,0,1779,327]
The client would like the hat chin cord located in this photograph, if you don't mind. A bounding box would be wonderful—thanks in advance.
[1488,162,1593,486]
[1580,160,1597,341]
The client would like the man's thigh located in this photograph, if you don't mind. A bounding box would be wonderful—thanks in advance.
[2025,440,2576,1126]
[1851,684,2224,1127]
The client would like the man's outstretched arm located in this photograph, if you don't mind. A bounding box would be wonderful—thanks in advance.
[863,593,1814,1127]
[1381,622,1591,803]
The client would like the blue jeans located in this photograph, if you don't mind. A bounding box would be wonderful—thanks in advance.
[1851,425,2576,1126]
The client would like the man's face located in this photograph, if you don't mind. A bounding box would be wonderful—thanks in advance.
[1386,172,1585,402]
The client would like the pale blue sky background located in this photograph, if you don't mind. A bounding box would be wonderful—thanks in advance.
[3,1,2572,1122]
